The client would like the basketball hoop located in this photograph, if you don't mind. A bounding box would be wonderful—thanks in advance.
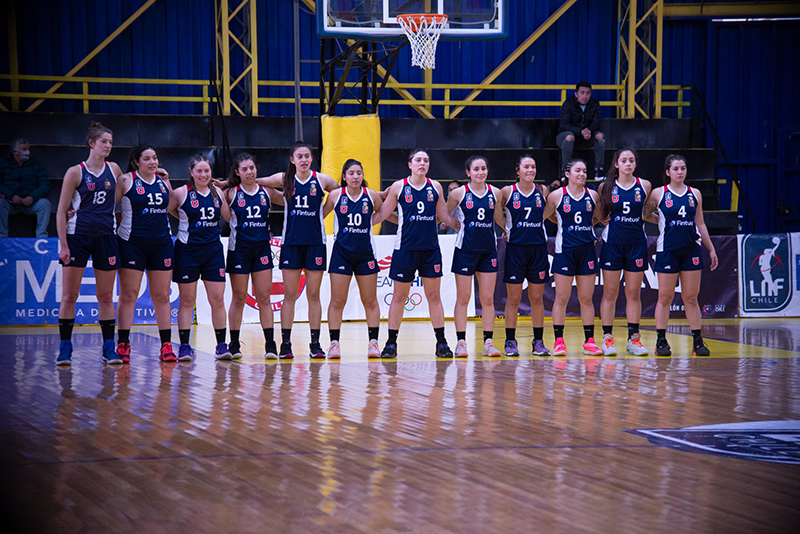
[397,14,448,70]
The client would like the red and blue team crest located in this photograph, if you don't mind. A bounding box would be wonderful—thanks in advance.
[636,258,644,267]
[665,199,673,208]
[109,256,116,266]
[362,201,369,214]
[315,257,323,266]
[466,200,473,209]
[434,264,441,273]
[692,257,699,265]
[491,258,497,267]
[513,200,521,209]
[539,271,546,280]
[404,186,413,203]
[588,261,595,270]
[563,196,571,213]
[136,187,145,195]
[368,260,375,270]
[238,199,246,207]
[87,182,96,191]
[688,195,695,207]
[340,204,348,214]
[190,200,199,208]
[427,188,434,202]
[219,269,226,277]
[586,199,593,212]
[310,182,317,196]
[612,194,619,203]
[261,256,270,265]
[164,258,171,267]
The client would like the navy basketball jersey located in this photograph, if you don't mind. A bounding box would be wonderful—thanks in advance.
[395,177,439,251]
[504,184,546,246]
[555,187,597,253]
[176,186,222,245]
[455,184,497,252]
[283,171,326,245]
[333,187,376,254]
[228,184,271,250]
[657,185,700,252]
[601,178,647,245]
[118,171,171,241]
[67,161,116,236]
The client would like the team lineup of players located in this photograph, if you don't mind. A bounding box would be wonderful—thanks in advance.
[54,121,719,366]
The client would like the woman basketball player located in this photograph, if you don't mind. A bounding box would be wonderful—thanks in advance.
[543,159,603,356]
[446,155,503,357]
[644,154,718,356]
[496,155,551,357]
[167,153,232,361]
[224,153,284,359]
[596,148,651,356]
[255,142,338,359]
[372,149,460,359]
[56,122,122,365]
[116,144,176,362]
[322,159,383,359]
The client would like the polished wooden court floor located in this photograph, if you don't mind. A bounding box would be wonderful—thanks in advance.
[2,318,799,533]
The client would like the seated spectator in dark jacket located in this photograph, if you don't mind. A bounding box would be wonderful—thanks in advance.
[0,138,51,237]
[556,82,606,178]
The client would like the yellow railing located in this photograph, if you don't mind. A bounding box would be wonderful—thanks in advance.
[0,74,691,119]
[0,74,212,114]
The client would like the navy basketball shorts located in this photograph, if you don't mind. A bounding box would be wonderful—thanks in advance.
[173,241,226,283]
[389,248,443,281]
[599,242,648,272]
[328,243,379,277]
[226,240,273,274]
[655,242,703,273]
[62,234,119,270]
[452,247,498,276]
[118,236,174,271]
[279,243,327,271]
[552,242,599,277]
[503,243,550,284]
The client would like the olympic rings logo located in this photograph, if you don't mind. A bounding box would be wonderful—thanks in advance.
[384,292,423,311]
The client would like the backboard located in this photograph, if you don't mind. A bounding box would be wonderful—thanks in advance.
[317,0,508,40]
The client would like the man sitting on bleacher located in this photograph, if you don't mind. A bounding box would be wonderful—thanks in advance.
[0,138,51,238]
[556,82,606,179]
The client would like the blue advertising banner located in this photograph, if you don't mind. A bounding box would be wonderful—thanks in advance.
[0,238,179,326]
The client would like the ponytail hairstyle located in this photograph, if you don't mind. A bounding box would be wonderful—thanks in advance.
[127,143,157,174]
[599,148,637,216]
[225,152,256,191]
[464,154,489,172]
[663,154,687,185]
[86,121,113,148]
[188,153,219,203]
[340,158,366,187]
[562,158,586,183]
[284,141,314,204]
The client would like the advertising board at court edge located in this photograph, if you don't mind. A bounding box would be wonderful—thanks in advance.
[738,233,799,317]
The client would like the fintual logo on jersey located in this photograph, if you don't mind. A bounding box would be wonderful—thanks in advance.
[563,196,571,213]
[741,234,792,313]
[310,182,317,196]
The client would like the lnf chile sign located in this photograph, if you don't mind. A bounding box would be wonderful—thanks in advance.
[739,233,797,316]
[0,238,178,325]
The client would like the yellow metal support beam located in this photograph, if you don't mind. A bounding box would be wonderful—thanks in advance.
[216,0,259,115]
[449,0,578,119]
[622,0,663,118]
[25,0,161,112]
[664,2,800,17]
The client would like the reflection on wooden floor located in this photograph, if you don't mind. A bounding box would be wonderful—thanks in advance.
[1,318,799,533]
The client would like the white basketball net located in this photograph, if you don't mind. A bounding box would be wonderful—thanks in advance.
[398,14,448,70]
